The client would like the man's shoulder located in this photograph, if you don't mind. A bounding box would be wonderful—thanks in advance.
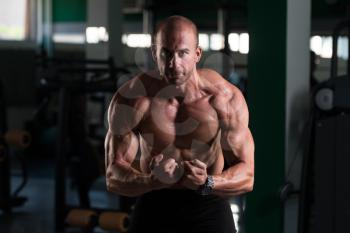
[117,70,159,99]
[108,73,154,131]
[198,68,242,101]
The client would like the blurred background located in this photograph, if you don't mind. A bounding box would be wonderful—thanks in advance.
[0,0,350,233]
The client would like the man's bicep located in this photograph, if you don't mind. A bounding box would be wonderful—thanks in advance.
[105,130,146,193]
[222,126,254,163]
[105,129,139,169]
[216,89,253,163]
[108,94,138,136]
[105,89,148,172]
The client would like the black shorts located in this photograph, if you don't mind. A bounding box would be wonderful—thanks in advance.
[128,189,236,233]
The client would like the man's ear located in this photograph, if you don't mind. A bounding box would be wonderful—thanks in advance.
[195,46,202,63]
[151,44,157,62]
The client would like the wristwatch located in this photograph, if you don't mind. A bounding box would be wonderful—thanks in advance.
[197,175,214,195]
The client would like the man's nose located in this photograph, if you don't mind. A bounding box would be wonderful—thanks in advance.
[168,54,179,68]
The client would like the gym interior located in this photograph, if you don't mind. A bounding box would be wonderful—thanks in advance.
[0,0,349,233]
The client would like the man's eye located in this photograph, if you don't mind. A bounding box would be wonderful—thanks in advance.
[178,51,185,57]
[161,50,171,58]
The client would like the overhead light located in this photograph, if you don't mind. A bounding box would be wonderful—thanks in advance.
[199,33,209,51]
[86,27,109,44]
[210,34,224,51]
[125,34,151,48]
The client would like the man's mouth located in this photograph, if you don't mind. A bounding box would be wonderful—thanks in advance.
[167,72,182,78]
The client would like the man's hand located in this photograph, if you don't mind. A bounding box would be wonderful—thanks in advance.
[149,154,184,185]
[180,159,208,190]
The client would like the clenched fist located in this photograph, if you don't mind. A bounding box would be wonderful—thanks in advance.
[149,154,184,184]
[180,159,208,190]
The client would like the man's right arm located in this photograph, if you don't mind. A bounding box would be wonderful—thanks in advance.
[105,89,166,197]
[105,130,162,197]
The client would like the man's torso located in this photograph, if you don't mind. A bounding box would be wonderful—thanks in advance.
[129,71,226,176]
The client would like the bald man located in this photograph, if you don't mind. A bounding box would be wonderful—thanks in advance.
[105,15,254,233]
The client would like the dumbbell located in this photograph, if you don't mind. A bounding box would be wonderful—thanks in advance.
[65,209,98,229]
[99,211,130,233]
[65,208,130,232]
[1,130,31,148]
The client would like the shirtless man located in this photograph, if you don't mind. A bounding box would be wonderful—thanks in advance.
[105,15,254,233]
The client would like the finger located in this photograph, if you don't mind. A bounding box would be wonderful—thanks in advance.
[165,158,176,164]
[183,161,195,172]
[183,160,195,168]
[184,161,205,175]
[149,154,164,170]
[187,174,207,185]
[190,159,207,169]
[165,161,178,173]
[186,174,203,185]
[185,160,206,170]
[155,154,164,163]
[186,174,197,181]
[164,158,176,170]
[194,168,206,176]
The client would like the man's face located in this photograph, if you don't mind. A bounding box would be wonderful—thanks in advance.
[153,27,202,85]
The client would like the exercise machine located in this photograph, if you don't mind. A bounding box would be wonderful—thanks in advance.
[298,19,350,233]
[36,53,132,232]
[0,80,32,214]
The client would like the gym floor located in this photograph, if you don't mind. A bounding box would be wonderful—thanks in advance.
[0,157,120,233]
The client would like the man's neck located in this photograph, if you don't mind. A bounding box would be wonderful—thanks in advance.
[165,72,203,103]
[177,75,199,93]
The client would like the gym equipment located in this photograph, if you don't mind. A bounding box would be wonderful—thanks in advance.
[65,208,98,229]
[35,53,134,232]
[2,130,31,149]
[0,131,31,213]
[298,19,350,233]
[0,80,31,213]
[65,208,130,232]
[98,211,130,232]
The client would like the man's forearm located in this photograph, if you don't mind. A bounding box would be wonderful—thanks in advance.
[106,163,166,197]
[214,127,254,197]
[211,162,254,198]
[106,172,153,197]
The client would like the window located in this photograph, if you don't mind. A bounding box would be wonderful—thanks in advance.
[228,33,249,54]
[310,35,349,59]
[199,33,209,51]
[228,33,240,52]
[238,33,249,54]
[123,33,151,48]
[120,32,250,55]
[210,33,224,51]
[85,27,108,44]
[0,0,29,40]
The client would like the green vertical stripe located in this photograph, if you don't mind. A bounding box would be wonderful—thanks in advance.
[52,0,86,22]
[246,0,286,232]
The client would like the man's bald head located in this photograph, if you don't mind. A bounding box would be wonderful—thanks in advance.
[153,15,199,47]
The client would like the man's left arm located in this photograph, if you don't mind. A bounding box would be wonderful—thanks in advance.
[179,85,254,197]
[211,88,254,197]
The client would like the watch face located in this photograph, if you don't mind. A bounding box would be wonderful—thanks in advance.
[198,176,214,195]
[207,176,214,188]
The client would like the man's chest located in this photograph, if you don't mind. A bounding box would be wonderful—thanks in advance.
[137,96,220,150]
